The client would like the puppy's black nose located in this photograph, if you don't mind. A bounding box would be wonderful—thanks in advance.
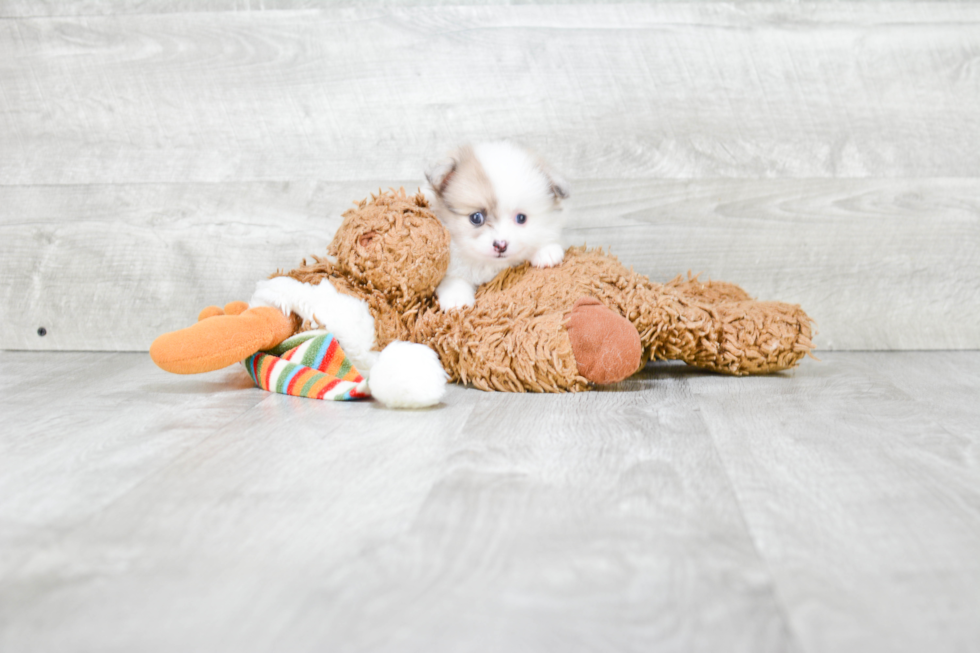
[493,240,508,253]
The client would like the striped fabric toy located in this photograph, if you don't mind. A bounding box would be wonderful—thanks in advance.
[243,330,370,401]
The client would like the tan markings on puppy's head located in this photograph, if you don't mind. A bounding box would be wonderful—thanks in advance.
[427,145,497,219]
[444,146,498,218]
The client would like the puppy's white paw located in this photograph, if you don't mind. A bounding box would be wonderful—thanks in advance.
[369,341,448,409]
[436,276,476,310]
[531,243,565,268]
[438,288,476,310]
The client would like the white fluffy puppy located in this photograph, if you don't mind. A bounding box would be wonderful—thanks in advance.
[425,141,570,310]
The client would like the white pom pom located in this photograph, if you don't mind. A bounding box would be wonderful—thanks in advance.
[368,341,448,409]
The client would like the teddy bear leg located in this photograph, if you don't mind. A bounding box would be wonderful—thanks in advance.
[565,297,643,385]
[706,301,815,375]
[629,282,814,375]
[150,306,297,375]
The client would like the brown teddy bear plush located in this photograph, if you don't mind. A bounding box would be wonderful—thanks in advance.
[151,188,814,406]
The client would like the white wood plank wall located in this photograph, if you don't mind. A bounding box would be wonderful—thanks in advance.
[1,2,977,351]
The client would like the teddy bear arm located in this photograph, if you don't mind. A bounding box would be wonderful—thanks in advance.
[414,298,642,392]
[427,310,586,392]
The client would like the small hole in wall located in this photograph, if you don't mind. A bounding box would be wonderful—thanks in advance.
[37,327,47,337]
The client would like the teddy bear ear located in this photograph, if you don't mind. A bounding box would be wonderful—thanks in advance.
[358,231,378,248]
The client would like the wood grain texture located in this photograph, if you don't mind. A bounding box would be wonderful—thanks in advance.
[0,180,398,351]
[1,3,977,353]
[2,0,767,18]
[1,4,979,184]
[0,351,795,653]
[0,353,267,571]
[4,0,975,17]
[567,178,980,351]
[691,352,980,652]
[2,178,977,351]
[2,350,978,651]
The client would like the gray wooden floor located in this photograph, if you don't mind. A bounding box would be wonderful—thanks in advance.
[1,351,978,652]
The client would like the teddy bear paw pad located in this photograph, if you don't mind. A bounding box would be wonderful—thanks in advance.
[566,297,642,385]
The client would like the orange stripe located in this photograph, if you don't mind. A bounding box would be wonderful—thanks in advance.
[307,374,335,398]
[341,368,363,382]
[286,368,314,396]
[324,351,346,378]
[318,339,340,374]
[261,356,277,390]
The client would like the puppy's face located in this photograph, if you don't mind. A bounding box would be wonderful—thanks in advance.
[426,142,569,265]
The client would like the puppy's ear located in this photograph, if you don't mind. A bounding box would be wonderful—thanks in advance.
[536,157,570,202]
[425,150,461,196]
[547,169,571,201]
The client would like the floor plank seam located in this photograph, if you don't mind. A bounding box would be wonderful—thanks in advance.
[694,393,810,653]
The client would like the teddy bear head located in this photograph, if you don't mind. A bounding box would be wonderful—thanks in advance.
[327,188,450,304]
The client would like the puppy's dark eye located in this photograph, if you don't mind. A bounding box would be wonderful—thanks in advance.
[469,212,485,226]
[515,213,527,225]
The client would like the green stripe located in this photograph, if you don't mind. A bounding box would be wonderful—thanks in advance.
[335,356,352,379]
[299,372,322,397]
[300,335,328,368]
[265,331,321,357]
[274,361,299,394]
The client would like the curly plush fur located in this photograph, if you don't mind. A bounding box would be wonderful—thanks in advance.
[278,188,814,392]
